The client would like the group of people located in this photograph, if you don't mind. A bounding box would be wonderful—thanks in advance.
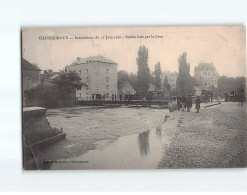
[177,94,201,113]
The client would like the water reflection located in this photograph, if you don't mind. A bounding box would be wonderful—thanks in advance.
[156,126,162,139]
[138,130,150,156]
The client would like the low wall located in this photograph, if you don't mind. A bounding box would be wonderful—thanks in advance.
[23,107,66,170]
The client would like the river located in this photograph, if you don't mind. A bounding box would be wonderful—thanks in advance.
[42,106,172,169]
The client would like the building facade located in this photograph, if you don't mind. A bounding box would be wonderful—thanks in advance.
[22,58,41,91]
[66,55,118,99]
[194,62,219,89]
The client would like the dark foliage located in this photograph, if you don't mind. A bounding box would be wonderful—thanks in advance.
[51,70,85,100]
[25,84,59,108]
[25,70,86,108]
[136,45,150,92]
[154,62,162,90]
[164,76,170,92]
[217,76,246,92]
[176,52,194,94]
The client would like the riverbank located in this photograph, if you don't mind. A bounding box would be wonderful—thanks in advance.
[158,102,247,168]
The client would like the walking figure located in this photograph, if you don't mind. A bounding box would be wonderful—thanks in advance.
[195,96,201,113]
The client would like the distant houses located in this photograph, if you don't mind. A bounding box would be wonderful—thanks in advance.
[22,58,41,91]
[40,69,59,85]
[194,62,219,89]
[66,55,118,99]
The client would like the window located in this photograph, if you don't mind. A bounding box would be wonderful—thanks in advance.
[86,69,89,73]
[79,93,81,97]
[106,93,109,98]
[86,85,89,90]
[106,85,109,89]
[106,68,109,73]
[106,77,109,82]
[86,77,89,82]
[79,70,81,74]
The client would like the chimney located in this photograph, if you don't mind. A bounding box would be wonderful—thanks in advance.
[48,69,53,74]
[77,57,81,61]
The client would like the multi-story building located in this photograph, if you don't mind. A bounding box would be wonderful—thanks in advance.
[161,71,178,89]
[194,62,219,89]
[66,55,118,99]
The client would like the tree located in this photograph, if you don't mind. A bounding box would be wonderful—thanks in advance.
[154,62,162,90]
[217,76,246,92]
[164,76,170,92]
[25,70,86,108]
[117,70,129,86]
[128,73,138,91]
[25,84,59,108]
[136,45,150,92]
[51,70,86,100]
[176,52,194,94]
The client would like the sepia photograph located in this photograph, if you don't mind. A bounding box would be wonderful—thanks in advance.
[21,26,246,170]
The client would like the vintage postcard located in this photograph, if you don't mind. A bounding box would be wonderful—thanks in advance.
[22,26,246,170]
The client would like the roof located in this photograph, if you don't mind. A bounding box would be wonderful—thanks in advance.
[70,55,117,66]
[148,84,156,91]
[49,74,59,80]
[22,58,41,71]
[194,62,217,72]
[40,71,60,80]
[118,81,136,94]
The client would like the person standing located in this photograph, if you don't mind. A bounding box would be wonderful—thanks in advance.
[239,87,245,106]
[205,90,209,103]
[225,91,229,102]
[177,94,181,111]
[181,95,186,111]
[195,95,201,113]
[210,91,214,102]
[186,93,192,112]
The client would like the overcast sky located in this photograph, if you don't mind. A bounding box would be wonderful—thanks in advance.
[22,26,246,77]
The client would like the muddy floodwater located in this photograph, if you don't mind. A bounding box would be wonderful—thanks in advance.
[44,106,172,169]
